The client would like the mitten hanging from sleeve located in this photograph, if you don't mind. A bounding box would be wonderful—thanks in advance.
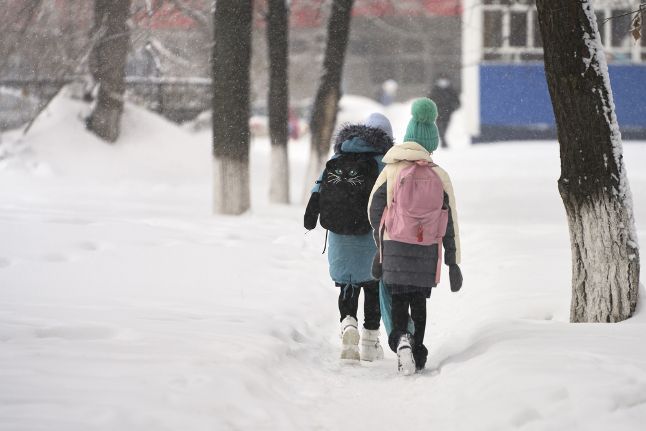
[449,264,463,292]
[304,192,321,230]
[371,250,382,280]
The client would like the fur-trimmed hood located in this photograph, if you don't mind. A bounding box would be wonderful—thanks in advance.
[333,123,394,155]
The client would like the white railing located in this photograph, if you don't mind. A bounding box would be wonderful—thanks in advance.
[479,0,645,63]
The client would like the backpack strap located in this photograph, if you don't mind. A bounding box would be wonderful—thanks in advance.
[412,160,437,167]
[435,238,442,283]
[431,162,443,282]
[321,229,329,254]
[427,164,448,210]
[379,207,387,263]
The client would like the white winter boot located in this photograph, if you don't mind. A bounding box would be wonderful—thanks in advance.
[360,327,384,362]
[396,334,416,376]
[340,316,360,361]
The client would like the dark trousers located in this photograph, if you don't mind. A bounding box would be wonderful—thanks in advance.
[437,118,449,148]
[387,291,429,368]
[337,279,381,330]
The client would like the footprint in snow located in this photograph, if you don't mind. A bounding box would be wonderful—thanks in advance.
[76,241,114,252]
[138,238,181,247]
[37,252,75,263]
[35,324,118,341]
[45,217,97,225]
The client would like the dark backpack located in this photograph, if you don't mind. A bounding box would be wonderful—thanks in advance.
[316,152,379,235]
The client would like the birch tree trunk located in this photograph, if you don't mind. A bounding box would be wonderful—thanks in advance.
[87,0,131,143]
[303,0,354,201]
[212,0,253,215]
[267,0,290,204]
[536,0,640,322]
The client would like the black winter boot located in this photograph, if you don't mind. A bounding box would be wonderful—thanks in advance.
[413,344,428,371]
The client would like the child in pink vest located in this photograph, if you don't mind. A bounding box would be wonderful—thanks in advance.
[367,98,462,375]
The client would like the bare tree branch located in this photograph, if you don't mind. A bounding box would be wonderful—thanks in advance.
[169,0,210,26]
[599,4,646,28]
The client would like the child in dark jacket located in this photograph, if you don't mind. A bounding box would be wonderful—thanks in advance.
[304,113,394,361]
[368,99,463,375]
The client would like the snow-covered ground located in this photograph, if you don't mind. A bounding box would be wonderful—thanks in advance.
[1,91,645,430]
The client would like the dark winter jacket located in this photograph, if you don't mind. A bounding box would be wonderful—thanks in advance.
[429,85,460,120]
[368,142,460,295]
[308,123,394,286]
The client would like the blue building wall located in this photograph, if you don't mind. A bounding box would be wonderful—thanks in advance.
[608,65,646,128]
[480,64,554,127]
[478,64,646,140]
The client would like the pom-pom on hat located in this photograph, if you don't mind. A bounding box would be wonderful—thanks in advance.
[403,98,439,152]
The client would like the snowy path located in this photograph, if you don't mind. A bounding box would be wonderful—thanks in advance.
[1,94,646,430]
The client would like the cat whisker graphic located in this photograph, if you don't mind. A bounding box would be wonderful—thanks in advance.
[347,175,364,186]
[327,172,342,184]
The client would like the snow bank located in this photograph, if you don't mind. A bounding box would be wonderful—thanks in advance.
[0,91,645,430]
[3,89,211,185]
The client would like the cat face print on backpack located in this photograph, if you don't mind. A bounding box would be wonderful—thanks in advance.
[318,152,380,235]
[325,156,369,186]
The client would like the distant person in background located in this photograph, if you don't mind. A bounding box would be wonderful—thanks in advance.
[429,76,460,148]
[379,79,398,106]
[288,107,300,140]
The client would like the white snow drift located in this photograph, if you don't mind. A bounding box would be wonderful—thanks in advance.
[0,91,645,430]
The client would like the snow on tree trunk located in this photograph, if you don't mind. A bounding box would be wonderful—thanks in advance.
[270,144,289,203]
[303,0,354,202]
[213,156,250,215]
[87,0,131,143]
[267,0,290,204]
[536,0,640,323]
[212,0,253,215]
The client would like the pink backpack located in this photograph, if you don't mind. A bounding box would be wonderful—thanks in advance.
[379,161,449,282]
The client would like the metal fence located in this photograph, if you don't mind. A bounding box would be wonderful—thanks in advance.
[0,76,213,130]
[124,77,211,123]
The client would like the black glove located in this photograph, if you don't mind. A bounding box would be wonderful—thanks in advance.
[304,192,320,230]
[371,250,382,280]
[449,264,462,292]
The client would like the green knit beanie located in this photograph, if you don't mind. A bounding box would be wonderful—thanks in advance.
[403,98,439,152]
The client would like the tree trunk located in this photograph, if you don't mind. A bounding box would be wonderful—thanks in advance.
[536,0,640,323]
[87,0,131,143]
[267,0,290,204]
[212,0,253,215]
[303,0,354,201]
